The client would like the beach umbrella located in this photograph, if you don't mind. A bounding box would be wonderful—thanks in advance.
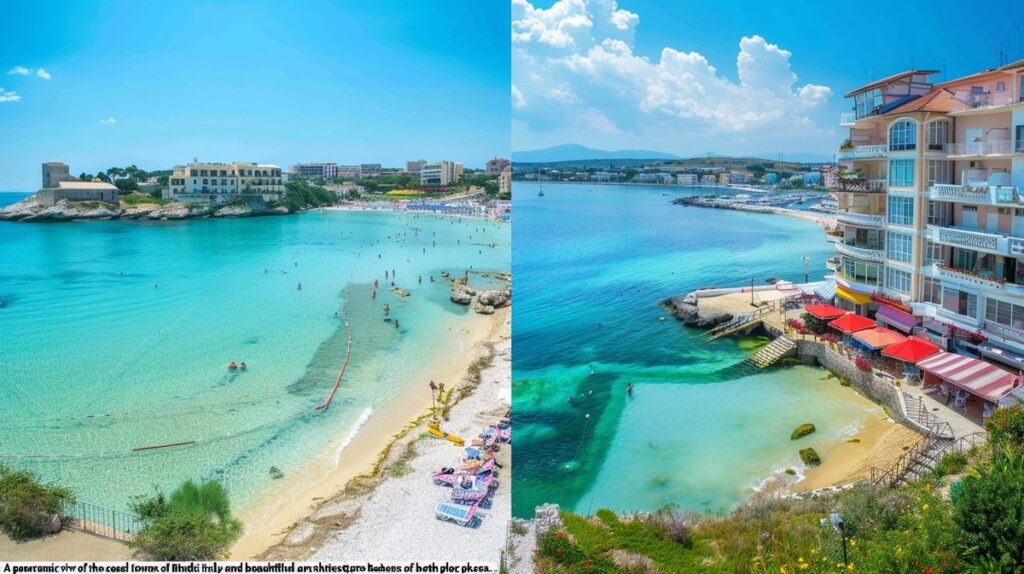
[881,336,941,364]
[804,304,847,320]
[827,314,875,335]
[851,327,907,350]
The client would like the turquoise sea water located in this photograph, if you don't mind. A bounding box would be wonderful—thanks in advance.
[511,182,879,517]
[0,197,509,515]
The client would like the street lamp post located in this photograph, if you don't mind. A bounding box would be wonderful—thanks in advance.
[829,511,847,565]
[802,256,810,285]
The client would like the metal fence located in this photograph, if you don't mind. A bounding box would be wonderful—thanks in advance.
[62,500,143,543]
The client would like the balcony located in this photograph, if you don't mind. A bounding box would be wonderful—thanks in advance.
[929,183,1019,205]
[949,91,1024,115]
[928,225,1011,255]
[835,242,885,262]
[836,211,885,228]
[837,144,887,161]
[840,112,856,127]
[946,140,1015,158]
[937,265,1024,298]
[830,178,888,194]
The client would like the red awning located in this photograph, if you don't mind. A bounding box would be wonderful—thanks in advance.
[882,336,941,363]
[828,314,876,334]
[852,327,907,350]
[804,304,847,320]
[917,352,1020,402]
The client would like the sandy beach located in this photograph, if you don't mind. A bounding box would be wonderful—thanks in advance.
[794,414,921,492]
[230,307,510,560]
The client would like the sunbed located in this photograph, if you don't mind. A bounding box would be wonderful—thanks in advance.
[435,501,480,526]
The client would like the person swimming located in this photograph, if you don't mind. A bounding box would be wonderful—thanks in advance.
[240,362,247,371]
[228,362,238,370]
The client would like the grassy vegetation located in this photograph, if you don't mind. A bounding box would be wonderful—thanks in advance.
[120,192,167,206]
[129,479,241,561]
[0,465,75,540]
[534,406,1024,573]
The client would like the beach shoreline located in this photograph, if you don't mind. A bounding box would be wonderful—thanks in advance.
[229,307,510,559]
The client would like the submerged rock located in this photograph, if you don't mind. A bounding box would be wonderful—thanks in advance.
[791,423,816,440]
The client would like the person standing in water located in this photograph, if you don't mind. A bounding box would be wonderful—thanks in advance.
[627,382,633,397]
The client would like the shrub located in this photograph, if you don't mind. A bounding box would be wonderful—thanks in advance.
[129,480,241,561]
[854,356,872,371]
[953,449,1024,569]
[933,451,969,477]
[985,404,1024,450]
[643,507,694,548]
[0,465,75,540]
[801,312,829,335]
[275,180,337,212]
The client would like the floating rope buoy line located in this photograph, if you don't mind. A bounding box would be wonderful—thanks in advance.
[0,256,362,462]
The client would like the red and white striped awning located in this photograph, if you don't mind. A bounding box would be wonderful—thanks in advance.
[916,352,1020,402]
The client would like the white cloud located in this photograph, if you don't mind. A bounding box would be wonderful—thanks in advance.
[512,84,526,109]
[99,117,117,124]
[512,0,834,153]
[35,68,51,80]
[7,66,30,76]
[0,88,21,103]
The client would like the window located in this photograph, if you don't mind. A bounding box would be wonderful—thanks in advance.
[924,240,943,265]
[842,258,882,285]
[922,277,941,304]
[889,159,915,188]
[927,160,953,186]
[942,288,977,318]
[888,196,915,225]
[997,81,1006,92]
[889,120,917,151]
[928,201,951,226]
[886,231,913,262]
[926,121,950,151]
[854,88,883,119]
[986,298,1024,330]
[886,268,912,293]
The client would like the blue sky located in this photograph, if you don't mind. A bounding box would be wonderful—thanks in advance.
[0,0,510,191]
[512,0,1024,157]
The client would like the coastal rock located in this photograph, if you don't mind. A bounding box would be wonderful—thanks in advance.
[662,294,733,329]
[23,200,122,221]
[214,203,253,217]
[799,447,821,466]
[476,289,511,309]
[472,300,495,314]
[147,203,213,220]
[791,423,816,440]
[121,204,161,218]
[450,284,476,305]
[0,196,45,221]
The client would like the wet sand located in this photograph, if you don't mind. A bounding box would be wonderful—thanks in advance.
[794,415,922,492]
[229,307,508,559]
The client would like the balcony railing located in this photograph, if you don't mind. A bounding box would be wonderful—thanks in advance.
[835,242,885,262]
[950,91,1022,113]
[929,225,1008,254]
[830,178,887,194]
[837,144,887,161]
[840,112,856,126]
[836,211,885,227]
[946,140,1014,157]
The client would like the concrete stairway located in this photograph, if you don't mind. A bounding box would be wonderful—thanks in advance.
[750,335,797,368]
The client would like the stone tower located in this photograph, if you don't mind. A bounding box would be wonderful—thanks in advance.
[42,162,71,189]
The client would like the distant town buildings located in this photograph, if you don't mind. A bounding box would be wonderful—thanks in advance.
[405,160,427,174]
[289,163,339,179]
[677,174,698,186]
[167,161,284,204]
[421,161,463,187]
[485,157,511,175]
[498,165,512,195]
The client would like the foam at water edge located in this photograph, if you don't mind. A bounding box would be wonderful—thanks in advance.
[333,407,374,468]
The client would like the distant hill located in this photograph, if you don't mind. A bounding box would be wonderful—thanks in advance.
[747,152,835,164]
[512,144,681,163]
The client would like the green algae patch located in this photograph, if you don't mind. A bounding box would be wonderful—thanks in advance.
[790,423,816,440]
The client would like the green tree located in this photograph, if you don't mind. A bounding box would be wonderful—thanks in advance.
[985,404,1024,450]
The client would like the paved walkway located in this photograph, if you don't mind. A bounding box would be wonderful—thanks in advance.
[900,380,986,439]
[0,530,131,560]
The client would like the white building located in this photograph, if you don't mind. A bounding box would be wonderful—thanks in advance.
[405,160,427,174]
[677,174,698,185]
[498,165,512,195]
[421,161,463,187]
[289,163,338,179]
[167,161,284,204]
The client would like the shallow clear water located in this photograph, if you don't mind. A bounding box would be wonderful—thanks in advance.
[0,207,509,515]
[511,182,875,517]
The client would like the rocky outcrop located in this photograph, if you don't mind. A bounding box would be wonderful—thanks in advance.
[661,293,733,329]
[450,283,476,305]
[0,194,292,222]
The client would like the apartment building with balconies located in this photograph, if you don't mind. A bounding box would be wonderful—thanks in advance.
[832,60,1024,358]
[167,161,285,204]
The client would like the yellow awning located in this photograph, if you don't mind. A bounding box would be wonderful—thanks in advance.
[836,285,871,305]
